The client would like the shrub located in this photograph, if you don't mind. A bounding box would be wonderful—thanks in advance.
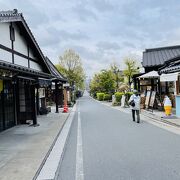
[125,92,133,101]
[114,92,124,103]
[104,94,112,101]
[96,93,105,101]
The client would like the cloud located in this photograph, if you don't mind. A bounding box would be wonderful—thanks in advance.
[91,0,115,12]
[122,41,136,49]
[72,2,97,22]
[96,41,120,51]
[1,0,180,77]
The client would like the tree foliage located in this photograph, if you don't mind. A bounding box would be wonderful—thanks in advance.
[123,57,139,88]
[110,62,124,91]
[90,69,116,96]
[56,49,85,89]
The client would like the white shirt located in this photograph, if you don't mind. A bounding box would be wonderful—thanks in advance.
[129,94,140,110]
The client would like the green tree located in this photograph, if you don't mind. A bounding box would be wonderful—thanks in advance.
[89,74,101,97]
[56,49,85,90]
[123,57,139,89]
[110,62,124,91]
[90,69,115,96]
[99,69,115,93]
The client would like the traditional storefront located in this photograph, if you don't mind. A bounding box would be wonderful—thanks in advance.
[159,58,180,116]
[0,10,53,131]
[133,45,180,111]
[45,57,67,113]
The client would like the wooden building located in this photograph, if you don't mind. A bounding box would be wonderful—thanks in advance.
[134,46,180,94]
[0,9,54,131]
[45,57,67,113]
[159,56,180,116]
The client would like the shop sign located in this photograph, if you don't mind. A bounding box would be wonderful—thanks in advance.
[160,73,178,82]
[39,88,45,98]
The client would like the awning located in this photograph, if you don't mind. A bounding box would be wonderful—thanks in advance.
[160,72,179,82]
[138,71,159,79]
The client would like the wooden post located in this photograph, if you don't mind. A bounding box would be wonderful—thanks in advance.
[137,78,140,92]
[16,79,20,124]
[36,87,39,115]
[13,79,17,125]
[59,84,63,108]
[55,81,59,113]
[165,82,169,94]
[158,79,161,95]
[63,87,67,106]
[151,79,154,91]
[31,85,37,125]
[176,78,179,95]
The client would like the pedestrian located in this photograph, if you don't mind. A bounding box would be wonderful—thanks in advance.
[128,89,140,123]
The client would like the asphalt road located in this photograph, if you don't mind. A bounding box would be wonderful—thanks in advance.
[57,94,180,180]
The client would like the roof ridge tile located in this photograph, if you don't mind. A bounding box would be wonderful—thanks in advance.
[145,45,180,52]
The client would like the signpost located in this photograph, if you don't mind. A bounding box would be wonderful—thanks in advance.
[145,90,151,109]
[149,91,156,108]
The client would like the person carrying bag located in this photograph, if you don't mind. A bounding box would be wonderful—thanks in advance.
[128,90,140,123]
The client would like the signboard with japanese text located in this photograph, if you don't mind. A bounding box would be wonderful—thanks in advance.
[145,90,151,108]
[149,91,156,108]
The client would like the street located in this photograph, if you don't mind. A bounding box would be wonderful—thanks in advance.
[57,94,180,180]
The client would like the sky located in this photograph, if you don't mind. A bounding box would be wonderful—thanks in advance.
[1,0,180,77]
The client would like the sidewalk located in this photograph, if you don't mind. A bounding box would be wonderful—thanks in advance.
[0,106,70,180]
[100,101,180,128]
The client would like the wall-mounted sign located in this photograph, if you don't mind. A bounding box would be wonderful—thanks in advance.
[160,73,178,82]
[63,83,70,87]
[39,88,45,98]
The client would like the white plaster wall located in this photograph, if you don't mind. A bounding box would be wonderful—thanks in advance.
[0,49,12,63]
[0,23,11,48]
[30,60,43,71]
[13,24,28,55]
[14,55,28,67]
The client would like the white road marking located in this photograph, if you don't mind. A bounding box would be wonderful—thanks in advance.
[76,111,84,180]
[36,105,76,180]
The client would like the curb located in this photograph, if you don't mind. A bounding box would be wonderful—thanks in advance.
[141,111,180,128]
[33,104,77,180]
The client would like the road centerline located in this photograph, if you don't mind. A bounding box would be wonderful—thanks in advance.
[75,111,84,180]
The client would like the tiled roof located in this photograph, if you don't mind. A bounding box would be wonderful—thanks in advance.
[142,45,180,67]
[159,58,180,74]
[160,65,180,74]
[0,9,51,74]
[0,9,22,22]
[45,57,67,82]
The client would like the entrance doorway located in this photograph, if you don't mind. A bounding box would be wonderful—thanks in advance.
[0,80,15,132]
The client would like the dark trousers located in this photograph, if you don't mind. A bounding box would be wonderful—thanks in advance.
[132,110,140,123]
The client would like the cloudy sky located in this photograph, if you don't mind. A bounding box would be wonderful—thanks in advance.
[1,0,180,76]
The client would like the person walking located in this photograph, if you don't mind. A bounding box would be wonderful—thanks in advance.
[128,90,140,123]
